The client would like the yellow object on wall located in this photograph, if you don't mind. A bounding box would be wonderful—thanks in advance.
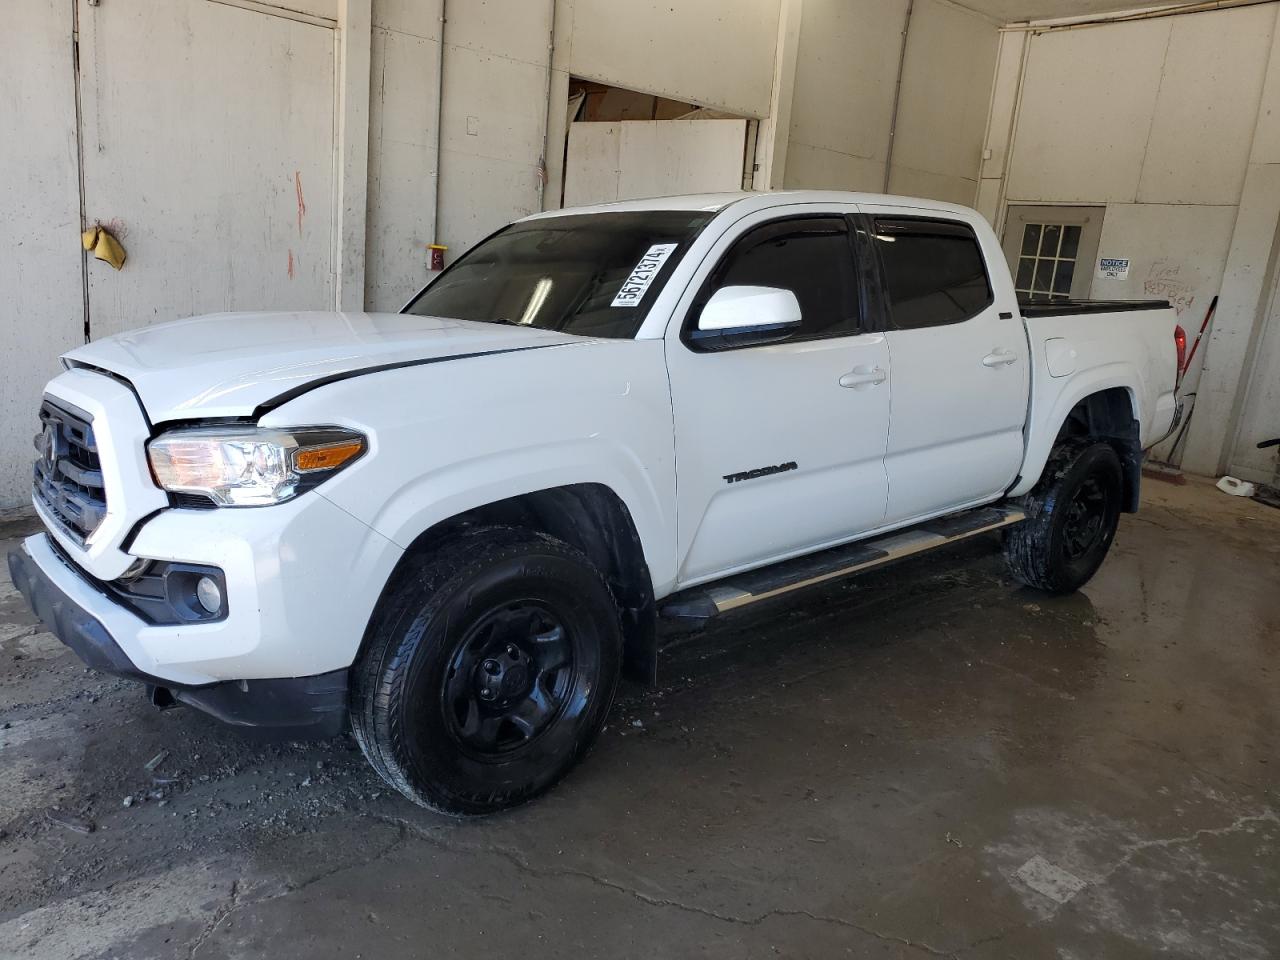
[81,225,126,270]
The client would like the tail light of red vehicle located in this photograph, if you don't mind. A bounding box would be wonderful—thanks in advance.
[1174,324,1187,385]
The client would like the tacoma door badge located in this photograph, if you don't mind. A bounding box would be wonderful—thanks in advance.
[723,461,798,484]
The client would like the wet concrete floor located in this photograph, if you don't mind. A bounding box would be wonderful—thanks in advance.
[0,476,1276,959]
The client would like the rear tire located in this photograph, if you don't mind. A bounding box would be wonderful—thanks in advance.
[351,527,622,815]
[1004,440,1123,594]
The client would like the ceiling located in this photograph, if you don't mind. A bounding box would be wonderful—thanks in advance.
[953,0,1202,23]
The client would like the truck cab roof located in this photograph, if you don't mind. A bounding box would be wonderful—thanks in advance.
[519,190,982,221]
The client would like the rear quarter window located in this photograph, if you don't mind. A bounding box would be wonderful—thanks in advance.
[873,218,993,330]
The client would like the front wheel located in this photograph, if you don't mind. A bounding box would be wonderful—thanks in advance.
[351,527,622,815]
[1004,440,1123,594]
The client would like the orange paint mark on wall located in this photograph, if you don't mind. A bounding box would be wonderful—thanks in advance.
[287,248,295,279]
[295,171,307,235]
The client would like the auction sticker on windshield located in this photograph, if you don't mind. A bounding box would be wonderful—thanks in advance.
[611,243,678,307]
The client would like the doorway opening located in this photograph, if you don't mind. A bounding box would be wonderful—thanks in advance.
[561,78,757,208]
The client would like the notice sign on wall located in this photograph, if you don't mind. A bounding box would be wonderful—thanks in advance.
[1097,257,1131,281]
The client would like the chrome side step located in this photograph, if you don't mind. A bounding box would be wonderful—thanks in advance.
[660,504,1025,620]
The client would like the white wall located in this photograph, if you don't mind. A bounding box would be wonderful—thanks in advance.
[365,0,554,307]
[782,0,998,203]
[784,0,909,191]
[365,0,444,312]
[566,0,782,119]
[365,0,1000,309]
[436,1,555,257]
[380,0,786,274]
[1,2,85,508]
[1220,23,1280,484]
[980,3,1280,477]
[889,0,1000,205]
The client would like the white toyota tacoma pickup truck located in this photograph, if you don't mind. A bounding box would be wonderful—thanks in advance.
[10,191,1182,814]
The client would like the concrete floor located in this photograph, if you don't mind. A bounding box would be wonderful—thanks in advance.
[0,476,1276,959]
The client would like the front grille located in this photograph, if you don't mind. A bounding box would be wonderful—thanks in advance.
[33,399,108,543]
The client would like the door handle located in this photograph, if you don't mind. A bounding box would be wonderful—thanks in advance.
[839,366,887,388]
[982,349,1018,368]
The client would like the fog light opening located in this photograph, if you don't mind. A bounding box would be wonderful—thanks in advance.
[195,576,222,615]
[117,557,152,583]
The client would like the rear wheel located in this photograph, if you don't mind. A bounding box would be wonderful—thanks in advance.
[351,527,622,815]
[1004,440,1123,594]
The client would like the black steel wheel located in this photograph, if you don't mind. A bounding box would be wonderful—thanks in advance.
[442,602,576,757]
[1060,473,1110,562]
[351,527,622,815]
[1004,440,1123,594]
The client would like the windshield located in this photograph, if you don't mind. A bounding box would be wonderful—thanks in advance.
[402,210,715,339]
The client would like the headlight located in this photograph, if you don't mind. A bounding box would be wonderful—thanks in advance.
[147,426,366,506]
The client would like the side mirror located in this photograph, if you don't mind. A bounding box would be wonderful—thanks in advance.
[691,285,802,350]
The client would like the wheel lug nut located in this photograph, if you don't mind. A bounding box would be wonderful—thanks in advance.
[481,688,492,698]
[483,659,499,674]
[506,645,518,658]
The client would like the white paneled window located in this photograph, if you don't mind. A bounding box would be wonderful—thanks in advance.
[1001,206,1104,302]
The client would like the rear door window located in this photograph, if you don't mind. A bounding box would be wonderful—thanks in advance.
[873,218,993,330]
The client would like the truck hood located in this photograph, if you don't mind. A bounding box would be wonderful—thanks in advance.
[63,311,580,423]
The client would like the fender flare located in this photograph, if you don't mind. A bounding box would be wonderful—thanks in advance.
[1010,364,1141,499]
[361,438,675,594]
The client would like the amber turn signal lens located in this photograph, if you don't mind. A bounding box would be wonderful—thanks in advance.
[294,439,365,473]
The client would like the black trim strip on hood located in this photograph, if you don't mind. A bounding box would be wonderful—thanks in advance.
[251,342,565,418]
[64,361,156,431]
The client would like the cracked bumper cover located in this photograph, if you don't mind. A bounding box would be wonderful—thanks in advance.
[8,537,348,738]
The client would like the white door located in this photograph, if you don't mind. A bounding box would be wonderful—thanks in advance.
[77,0,337,339]
[665,208,891,585]
[860,208,1029,525]
[564,119,747,207]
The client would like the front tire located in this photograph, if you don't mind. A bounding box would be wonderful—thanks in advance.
[1004,440,1123,594]
[351,527,622,815]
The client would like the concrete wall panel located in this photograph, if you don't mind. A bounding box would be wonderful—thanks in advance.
[1090,204,1237,322]
[1006,19,1170,203]
[446,0,553,66]
[1231,276,1280,482]
[616,119,747,199]
[0,0,84,508]
[784,143,885,193]
[888,0,999,207]
[437,151,547,255]
[564,122,623,206]
[373,0,440,38]
[366,22,442,311]
[787,0,906,172]
[1136,5,1274,206]
[785,0,996,204]
[566,0,781,118]
[432,1,553,256]
[889,165,986,207]
[76,0,338,338]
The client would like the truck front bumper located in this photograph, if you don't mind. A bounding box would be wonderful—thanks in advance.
[8,485,403,736]
[8,536,350,737]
